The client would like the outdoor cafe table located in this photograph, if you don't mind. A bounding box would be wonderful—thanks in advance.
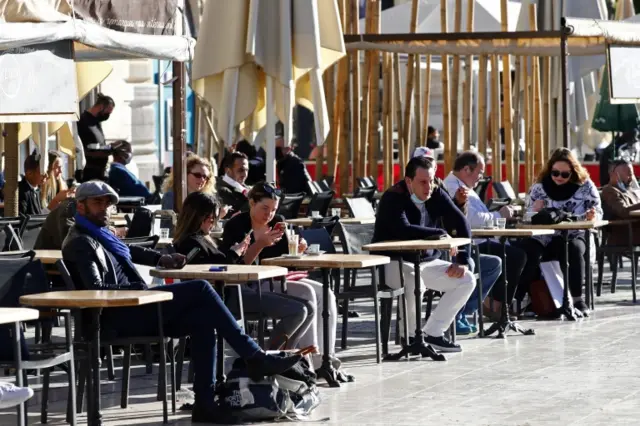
[471,228,555,338]
[285,217,375,227]
[149,264,288,384]
[2,250,63,265]
[518,220,609,317]
[0,308,40,426]
[261,254,390,386]
[362,238,470,362]
[20,290,173,426]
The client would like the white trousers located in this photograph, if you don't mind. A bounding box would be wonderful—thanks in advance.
[260,278,337,355]
[384,259,475,337]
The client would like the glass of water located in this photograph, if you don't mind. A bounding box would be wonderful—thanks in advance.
[160,228,170,239]
[495,218,507,229]
[484,216,494,229]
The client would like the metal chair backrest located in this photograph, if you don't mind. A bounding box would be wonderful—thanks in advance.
[276,193,305,219]
[122,235,160,249]
[307,191,334,217]
[493,180,517,201]
[353,186,376,203]
[300,228,336,254]
[475,176,492,202]
[345,197,376,218]
[335,223,375,255]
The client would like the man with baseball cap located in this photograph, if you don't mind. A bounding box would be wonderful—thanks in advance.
[62,181,301,422]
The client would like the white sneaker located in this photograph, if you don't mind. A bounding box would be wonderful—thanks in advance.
[0,382,34,409]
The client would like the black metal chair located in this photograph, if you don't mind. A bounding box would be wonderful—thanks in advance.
[117,196,146,213]
[333,223,406,361]
[309,216,340,236]
[345,197,376,218]
[276,193,305,219]
[122,235,160,249]
[353,186,376,204]
[0,217,28,251]
[19,215,48,250]
[492,180,517,201]
[475,176,492,203]
[307,191,334,218]
[596,220,639,303]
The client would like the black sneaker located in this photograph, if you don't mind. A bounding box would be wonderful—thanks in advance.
[425,335,462,353]
[574,300,590,317]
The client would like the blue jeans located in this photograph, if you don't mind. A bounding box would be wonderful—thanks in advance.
[101,280,262,403]
[460,253,501,316]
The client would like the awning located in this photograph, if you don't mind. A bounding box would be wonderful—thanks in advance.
[343,18,640,57]
[0,19,194,61]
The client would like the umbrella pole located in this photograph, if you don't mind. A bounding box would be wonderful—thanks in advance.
[4,123,19,217]
[172,60,187,212]
[266,76,277,183]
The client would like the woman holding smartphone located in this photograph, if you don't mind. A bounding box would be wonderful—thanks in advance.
[173,191,313,350]
[222,183,349,380]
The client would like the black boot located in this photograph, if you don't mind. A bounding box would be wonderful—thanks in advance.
[245,353,302,382]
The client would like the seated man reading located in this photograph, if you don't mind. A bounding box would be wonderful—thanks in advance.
[601,158,640,245]
[62,181,300,423]
[373,156,477,352]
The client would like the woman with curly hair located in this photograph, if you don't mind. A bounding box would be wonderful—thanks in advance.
[161,153,217,211]
[517,148,603,315]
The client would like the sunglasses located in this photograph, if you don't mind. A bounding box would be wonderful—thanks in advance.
[262,183,283,197]
[551,170,571,179]
[189,172,210,181]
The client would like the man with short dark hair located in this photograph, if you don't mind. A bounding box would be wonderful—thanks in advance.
[108,140,153,201]
[18,152,44,216]
[425,125,443,150]
[62,180,301,422]
[601,158,640,245]
[373,157,487,352]
[443,151,528,319]
[216,151,250,214]
[276,136,312,195]
[77,94,115,182]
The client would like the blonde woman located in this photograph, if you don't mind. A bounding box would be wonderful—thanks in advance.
[161,153,217,211]
[41,151,74,211]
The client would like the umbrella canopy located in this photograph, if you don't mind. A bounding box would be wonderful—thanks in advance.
[192,0,345,147]
[591,65,640,133]
[365,0,522,34]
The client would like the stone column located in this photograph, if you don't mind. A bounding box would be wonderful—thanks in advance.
[126,59,159,185]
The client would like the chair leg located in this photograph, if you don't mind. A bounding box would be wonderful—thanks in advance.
[425,291,434,324]
[41,368,50,424]
[76,359,87,414]
[611,255,619,293]
[22,370,29,426]
[169,340,177,415]
[632,254,638,304]
[106,346,115,381]
[340,296,350,350]
[371,267,382,364]
[394,302,400,345]
[144,344,153,374]
[66,359,77,426]
[380,298,391,356]
[121,345,132,409]
[175,338,187,391]
[596,251,605,297]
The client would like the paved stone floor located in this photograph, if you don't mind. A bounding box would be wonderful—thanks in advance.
[2,266,640,425]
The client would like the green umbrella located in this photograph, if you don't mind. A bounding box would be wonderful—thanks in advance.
[592,64,640,133]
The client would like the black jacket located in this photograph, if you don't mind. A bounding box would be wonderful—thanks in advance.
[18,178,43,216]
[215,178,249,215]
[34,199,76,250]
[62,224,162,290]
[175,233,240,265]
[277,153,312,195]
[221,211,288,263]
[372,180,471,265]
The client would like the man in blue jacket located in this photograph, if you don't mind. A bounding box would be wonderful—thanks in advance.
[373,156,477,352]
[108,141,153,202]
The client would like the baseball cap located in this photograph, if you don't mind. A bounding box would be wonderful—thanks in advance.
[413,146,435,159]
[75,180,120,204]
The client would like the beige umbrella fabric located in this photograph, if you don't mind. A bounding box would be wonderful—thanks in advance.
[192,0,345,147]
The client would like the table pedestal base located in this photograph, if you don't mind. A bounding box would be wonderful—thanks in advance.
[384,340,446,361]
[316,365,354,387]
[484,318,535,339]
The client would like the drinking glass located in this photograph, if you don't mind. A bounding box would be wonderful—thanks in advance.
[160,228,170,239]
[496,218,507,229]
[331,208,341,218]
[288,234,299,256]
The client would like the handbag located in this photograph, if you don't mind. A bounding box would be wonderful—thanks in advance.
[531,208,574,225]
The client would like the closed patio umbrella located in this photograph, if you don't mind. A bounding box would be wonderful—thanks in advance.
[192,0,345,180]
[591,65,640,133]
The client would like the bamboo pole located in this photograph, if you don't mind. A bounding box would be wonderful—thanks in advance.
[360,0,374,178]
[440,0,452,173]
[477,54,488,159]
[321,66,335,181]
[4,123,19,217]
[350,0,361,189]
[530,5,543,178]
[329,51,348,182]
[367,1,381,180]
[450,0,462,158]
[513,55,521,191]
[382,52,393,188]
[401,0,420,168]
[421,54,432,144]
[386,53,395,188]
[490,55,502,181]
[413,55,422,149]
[523,56,531,191]
[500,0,514,185]
[462,0,475,151]
[393,53,405,175]
[339,0,351,195]
[542,56,551,165]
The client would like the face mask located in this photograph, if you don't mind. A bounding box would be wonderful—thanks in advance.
[411,193,424,204]
[616,173,630,192]
[97,112,110,122]
[275,147,284,161]
[121,152,133,165]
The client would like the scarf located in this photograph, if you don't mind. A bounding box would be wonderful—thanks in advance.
[74,213,133,265]
[541,175,581,202]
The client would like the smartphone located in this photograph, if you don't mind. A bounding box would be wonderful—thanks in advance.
[181,247,200,268]
[273,222,286,233]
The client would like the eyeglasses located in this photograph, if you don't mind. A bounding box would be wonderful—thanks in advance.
[189,172,210,181]
[551,170,571,179]
[262,182,282,197]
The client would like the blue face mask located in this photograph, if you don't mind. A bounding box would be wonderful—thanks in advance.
[411,193,424,204]
[616,173,629,192]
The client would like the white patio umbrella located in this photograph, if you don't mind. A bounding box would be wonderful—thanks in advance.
[192,0,345,181]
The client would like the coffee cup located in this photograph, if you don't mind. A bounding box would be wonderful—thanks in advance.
[308,244,321,254]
